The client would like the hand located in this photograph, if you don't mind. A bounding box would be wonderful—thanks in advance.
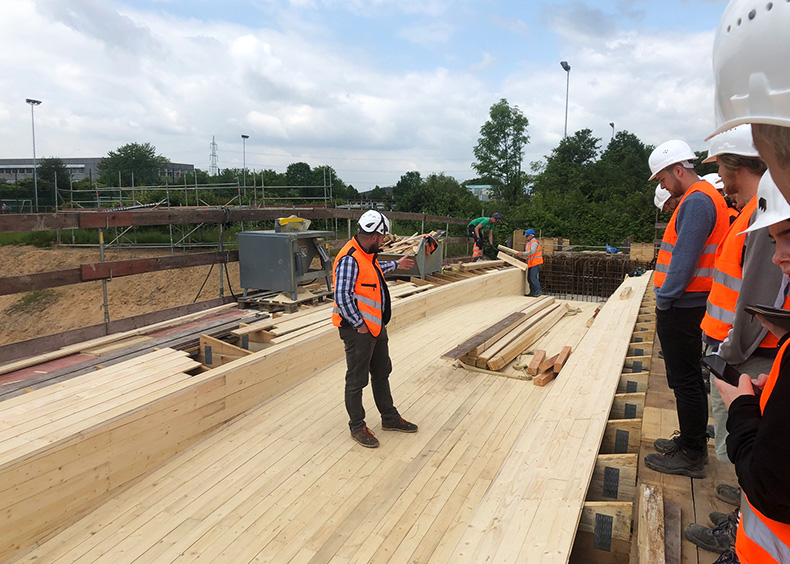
[714,372,760,409]
[357,325,369,334]
[397,256,415,270]
[755,313,790,340]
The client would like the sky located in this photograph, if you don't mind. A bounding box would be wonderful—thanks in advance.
[0,0,730,190]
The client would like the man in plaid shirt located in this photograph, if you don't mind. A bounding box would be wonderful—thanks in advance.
[332,210,418,448]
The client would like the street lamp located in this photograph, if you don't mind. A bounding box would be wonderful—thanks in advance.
[241,134,249,198]
[560,61,571,138]
[26,98,42,212]
[609,122,615,142]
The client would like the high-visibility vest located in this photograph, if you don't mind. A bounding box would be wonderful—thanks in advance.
[526,239,543,267]
[654,180,730,293]
[728,206,740,224]
[332,237,388,337]
[701,195,789,348]
[735,338,790,563]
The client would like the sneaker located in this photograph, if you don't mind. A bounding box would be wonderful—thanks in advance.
[712,549,739,563]
[654,433,708,464]
[717,484,741,506]
[709,511,730,528]
[684,512,736,553]
[382,417,418,433]
[644,447,706,479]
[351,426,380,448]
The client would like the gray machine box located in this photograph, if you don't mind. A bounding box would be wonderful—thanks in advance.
[237,230,334,300]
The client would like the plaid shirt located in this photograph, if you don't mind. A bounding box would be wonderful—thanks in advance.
[335,255,397,329]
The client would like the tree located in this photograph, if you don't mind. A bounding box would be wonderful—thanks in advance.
[472,99,530,205]
[98,142,169,187]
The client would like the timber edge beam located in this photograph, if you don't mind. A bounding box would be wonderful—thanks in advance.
[0,208,469,233]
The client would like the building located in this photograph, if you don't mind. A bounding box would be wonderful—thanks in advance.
[0,157,194,185]
[466,184,492,201]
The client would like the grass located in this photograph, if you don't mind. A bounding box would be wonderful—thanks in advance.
[7,289,59,314]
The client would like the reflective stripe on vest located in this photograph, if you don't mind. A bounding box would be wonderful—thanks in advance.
[331,238,386,336]
[654,180,730,293]
[735,338,790,563]
[526,240,543,267]
[701,197,757,341]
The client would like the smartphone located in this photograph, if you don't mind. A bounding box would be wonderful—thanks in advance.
[701,355,742,387]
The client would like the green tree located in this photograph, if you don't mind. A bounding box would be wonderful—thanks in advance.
[472,99,530,204]
[98,142,169,187]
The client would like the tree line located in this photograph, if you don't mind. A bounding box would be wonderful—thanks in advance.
[1,99,717,246]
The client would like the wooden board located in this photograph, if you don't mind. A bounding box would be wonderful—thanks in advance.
[496,251,528,271]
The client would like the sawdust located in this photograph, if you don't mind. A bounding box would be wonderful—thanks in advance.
[0,245,240,346]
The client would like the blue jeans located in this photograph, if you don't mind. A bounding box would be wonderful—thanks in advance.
[527,265,541,296]
[338,325,400,433]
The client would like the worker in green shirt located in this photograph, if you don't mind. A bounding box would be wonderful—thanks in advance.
[468,213,501,261]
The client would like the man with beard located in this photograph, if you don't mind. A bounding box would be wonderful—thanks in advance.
[645,139,730,478]
[332,210,418,448]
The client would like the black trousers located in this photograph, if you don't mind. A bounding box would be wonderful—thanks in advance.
[655,305,707,452]
[339,325,400,433]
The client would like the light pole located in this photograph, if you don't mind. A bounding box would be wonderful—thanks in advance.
[560,61,571,138]
[26,98,42,212]
[241,134,249,198]
[609,122,615,142]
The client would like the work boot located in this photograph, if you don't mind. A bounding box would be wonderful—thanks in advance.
[351,426,380,448]
[684,511,737,553]
[644,447,706,479]
[716,484,741,506]
[654,433,708,463]
[709,511,730,528]
[712,549,739,563]
[382,417,418,433]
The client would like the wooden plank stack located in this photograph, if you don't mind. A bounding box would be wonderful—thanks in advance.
[379,231,441,255]
[442,296,573,372]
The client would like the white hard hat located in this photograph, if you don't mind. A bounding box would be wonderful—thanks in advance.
[740,171,790,235]
[654,186,671,209]
[703,124,760,163]
[358,209,390,234]
[702,173,724,191]
[709,0,790,139]
[648,140,698,180]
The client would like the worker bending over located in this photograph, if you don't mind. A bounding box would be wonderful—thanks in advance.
[468,212,501,261]
[332,210,418,448]
[645,139,730,479]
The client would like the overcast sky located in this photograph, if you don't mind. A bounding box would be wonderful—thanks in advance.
[0,0,728,190]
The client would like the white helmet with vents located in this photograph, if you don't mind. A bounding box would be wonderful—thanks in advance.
[740,171,790,234]
[648,140,698,180]
[703,124,760,163]
[709,0,790,138]
[358,210,390,234]
[654,186,672,209]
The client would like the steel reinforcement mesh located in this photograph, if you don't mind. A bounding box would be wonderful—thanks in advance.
[539,255,653,302]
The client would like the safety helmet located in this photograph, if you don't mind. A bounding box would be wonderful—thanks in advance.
[358,209,390,234]
[524,229,535,237]
[648,140,698,180]
[654,186,671,209]
[702,173,725,191]
[709,0,790,138]
[492,212,502,222]
[740,171,790,235]
[703,124,760,163]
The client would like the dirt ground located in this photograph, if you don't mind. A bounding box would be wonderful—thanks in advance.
[0,245,241,346]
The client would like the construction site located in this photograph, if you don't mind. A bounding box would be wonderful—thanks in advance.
[0,207,735,564]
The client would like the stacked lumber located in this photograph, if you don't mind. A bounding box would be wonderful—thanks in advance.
[442,296,571,372]
[380,231,441,255]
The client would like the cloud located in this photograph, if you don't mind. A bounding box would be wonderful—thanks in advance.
[489,14,531,37]
[397,21,457,45]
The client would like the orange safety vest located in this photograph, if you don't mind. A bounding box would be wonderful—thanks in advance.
[735,338,790,563]
[525,239,543,267]
[654,180,730,293]
[701,196,789,348]
[332,237,387,337]
[728,206,740,224]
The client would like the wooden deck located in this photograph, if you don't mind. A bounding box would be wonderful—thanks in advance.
[7,273,650,563]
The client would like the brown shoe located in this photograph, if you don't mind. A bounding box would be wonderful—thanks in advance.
[382,417,418,433]
[351,426,380,448]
